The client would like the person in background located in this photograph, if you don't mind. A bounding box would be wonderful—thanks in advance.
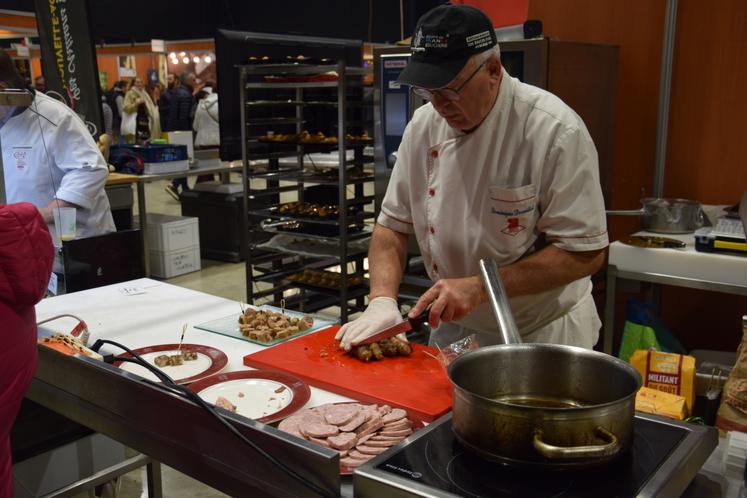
[101,90,113,137]
[0,202,54,498]
[33,75,45,93]
[105,80,127,141]
[122,76,161,144]
[164,71,196,200]
[150,81,164,121]
[0,50,116,240]
[158,73,177,133]
[336,5,608,351]
[192,80,219,184]
[193,80,219,149]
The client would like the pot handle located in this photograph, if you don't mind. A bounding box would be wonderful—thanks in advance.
[533,426,621,460]
[605,209,645,216]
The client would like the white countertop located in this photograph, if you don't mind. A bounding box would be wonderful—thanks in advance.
[608,232,747,288]
[35,278,353,408]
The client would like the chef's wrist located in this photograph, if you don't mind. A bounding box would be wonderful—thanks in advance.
[474,275,488,304]
[368,295,398,305]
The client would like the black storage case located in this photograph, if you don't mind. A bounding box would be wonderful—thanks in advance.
[181,190,275,263]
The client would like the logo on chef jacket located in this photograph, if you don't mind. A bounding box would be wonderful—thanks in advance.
[12,150,27,170]
[501,217,526,236]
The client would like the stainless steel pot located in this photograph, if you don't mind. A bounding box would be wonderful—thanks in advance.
[606,197,704,234]
[446,260,642,470]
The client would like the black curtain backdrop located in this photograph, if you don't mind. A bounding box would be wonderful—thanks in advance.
[32,0,104,137]
[8,0,444,45]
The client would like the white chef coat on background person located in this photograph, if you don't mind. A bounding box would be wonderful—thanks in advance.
[379,68,609,349]
[1,91,116,240]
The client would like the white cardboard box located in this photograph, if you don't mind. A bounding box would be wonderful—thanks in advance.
[143,159,189,175]
[166,130,194,160]
[149,246,201,278]
[146,213,199,252]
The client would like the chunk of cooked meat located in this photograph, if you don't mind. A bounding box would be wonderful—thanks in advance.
[215,396,237,412]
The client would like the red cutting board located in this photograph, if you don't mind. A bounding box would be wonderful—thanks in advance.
[243,325,453,422]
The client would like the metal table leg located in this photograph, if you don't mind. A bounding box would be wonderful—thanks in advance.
[146,459,163,498]
[603,264,618,355]
[39,453,152,498]
[136,180,149,276]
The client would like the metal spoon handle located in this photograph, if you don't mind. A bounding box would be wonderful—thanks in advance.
[479,258,522,345]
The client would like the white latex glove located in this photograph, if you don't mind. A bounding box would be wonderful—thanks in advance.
[335,296,403,351]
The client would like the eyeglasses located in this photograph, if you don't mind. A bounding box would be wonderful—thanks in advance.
[412,60,487,102]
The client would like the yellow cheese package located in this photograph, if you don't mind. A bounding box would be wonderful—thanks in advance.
[630,349,695,416]
[635,386,687,420]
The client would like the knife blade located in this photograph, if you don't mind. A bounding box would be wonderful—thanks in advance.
[357,309,430,345]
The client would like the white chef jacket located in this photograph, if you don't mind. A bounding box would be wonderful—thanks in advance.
[378,69,609,347]
[1,92,116,240]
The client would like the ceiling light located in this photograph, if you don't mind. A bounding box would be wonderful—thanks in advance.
[204,55,212,63]
[182,57,189,64]
[169,52,176,58]
[193,56,200,63]
[179,52,186,57]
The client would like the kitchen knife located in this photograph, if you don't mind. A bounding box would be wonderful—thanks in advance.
[357,309,430,345]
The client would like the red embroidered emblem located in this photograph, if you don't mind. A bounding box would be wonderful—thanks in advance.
[13,150,27,170]
[501,217,526,236]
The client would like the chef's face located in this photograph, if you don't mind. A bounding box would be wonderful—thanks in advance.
[429,55,503,132]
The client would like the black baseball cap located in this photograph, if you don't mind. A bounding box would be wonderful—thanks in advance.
[397,4,497,89]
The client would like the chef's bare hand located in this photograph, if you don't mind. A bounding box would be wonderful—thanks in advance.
[409,276,486,328]
[335,296,403,351]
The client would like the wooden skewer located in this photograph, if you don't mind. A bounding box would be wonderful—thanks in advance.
[176,323,187,354]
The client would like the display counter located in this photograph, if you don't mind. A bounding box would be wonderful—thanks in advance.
[32,278,350,497]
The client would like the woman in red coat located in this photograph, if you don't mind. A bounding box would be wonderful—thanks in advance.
[0,202,54,497]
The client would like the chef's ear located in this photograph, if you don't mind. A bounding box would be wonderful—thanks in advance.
[485,55,502,80]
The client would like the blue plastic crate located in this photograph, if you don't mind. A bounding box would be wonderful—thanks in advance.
[110,144,188,163]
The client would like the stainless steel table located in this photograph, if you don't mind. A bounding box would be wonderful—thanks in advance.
[602,233,747,354]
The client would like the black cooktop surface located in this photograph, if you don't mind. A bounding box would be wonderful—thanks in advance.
[374,416,687,498]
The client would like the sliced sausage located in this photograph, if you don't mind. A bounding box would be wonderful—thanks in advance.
[356,444,389,455]
[382,420,412,432]
[365,439,401,448]
[377,404,392,416]
[355,414,384,438]
[382,408,407,424]
[309,436,330,447]
[302,422,339,438]
[324,405,358,426]
[379,428,412,438]
[327,432,358,451]
[339,411,367,432]
[340,456,371,468]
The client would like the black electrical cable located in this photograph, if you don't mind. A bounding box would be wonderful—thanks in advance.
[92,339,336,498]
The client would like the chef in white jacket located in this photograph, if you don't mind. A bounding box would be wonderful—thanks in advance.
[0,51,115,240]
[337,4,608,350]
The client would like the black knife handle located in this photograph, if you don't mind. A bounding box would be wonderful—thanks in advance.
[408,308,430,332]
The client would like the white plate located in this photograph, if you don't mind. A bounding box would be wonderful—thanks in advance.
[119,350,213,382]
[197,379,294,419]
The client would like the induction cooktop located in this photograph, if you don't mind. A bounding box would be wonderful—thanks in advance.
[354,412,717,498]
